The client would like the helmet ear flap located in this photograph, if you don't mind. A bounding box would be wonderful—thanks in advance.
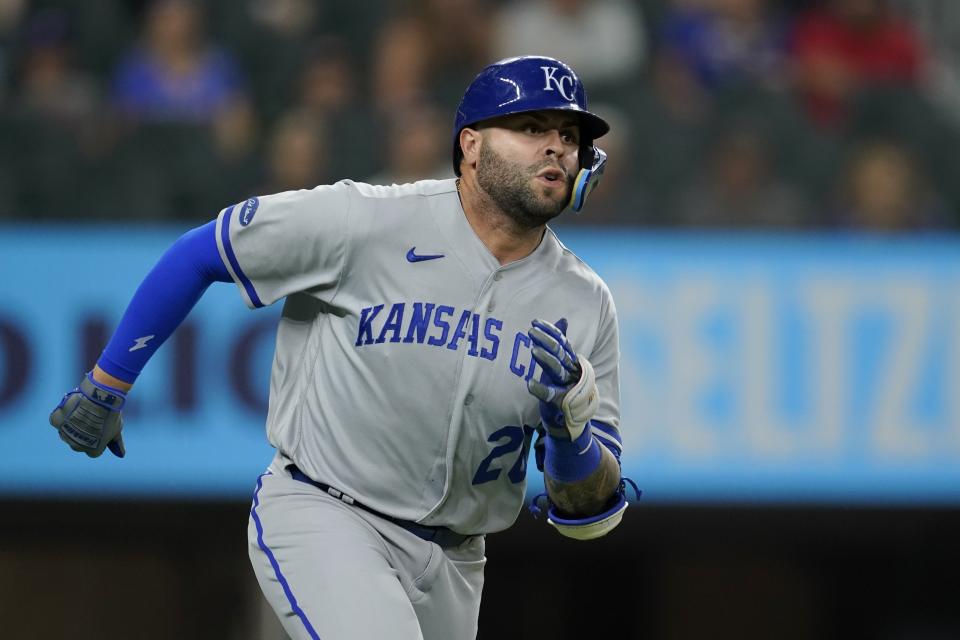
[568,147,607,213]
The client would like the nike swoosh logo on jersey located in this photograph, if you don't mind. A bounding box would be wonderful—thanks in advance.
[406,247,445,263]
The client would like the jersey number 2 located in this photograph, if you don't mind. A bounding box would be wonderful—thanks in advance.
[472,425,536,485]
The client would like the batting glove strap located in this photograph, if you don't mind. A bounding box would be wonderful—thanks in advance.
[79,371,127,411]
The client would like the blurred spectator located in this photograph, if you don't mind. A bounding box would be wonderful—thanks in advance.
[294,36,378,180]
[12,8,98,129]
[100,0,259,221]
[891,0,960,127]
[229,0,320,108]
[0,0,26,106]
[211,92,257,161]
[652,0,826,213]
[491,0,646,101]
[207,94,261,209]
[364,100,451,186]
[626,51,714,225]
[371,0,491,114]
[110,0,247,124]
[842,84,960,192]
[2,8,103,219]
[788,0,926,130]
[33,0,134,80]
[657,0,789,95]
[258,109,330,194]
[831,138,950,231]
[244,0,317,37]
[298,37,355,116]
[91,119,224,221]
[670,120,811,228]
[204,0,379,123]
[370,12,427,113]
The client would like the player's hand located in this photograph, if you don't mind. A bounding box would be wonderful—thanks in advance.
[526,318,598,440]
[49,372,127,458]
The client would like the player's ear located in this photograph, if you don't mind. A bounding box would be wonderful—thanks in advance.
[460,127,482,171]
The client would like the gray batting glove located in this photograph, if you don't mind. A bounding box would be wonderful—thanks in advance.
[526,318,599,441]
[49,372,127,458]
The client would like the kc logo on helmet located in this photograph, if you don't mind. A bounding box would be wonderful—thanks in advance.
[541,66,575,102]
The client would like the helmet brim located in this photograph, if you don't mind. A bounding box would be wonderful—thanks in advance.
[466,106,609,141]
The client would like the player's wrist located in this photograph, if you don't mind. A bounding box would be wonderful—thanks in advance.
[543,425,601,483]
[91,365,133,393]
[81,371,127,410]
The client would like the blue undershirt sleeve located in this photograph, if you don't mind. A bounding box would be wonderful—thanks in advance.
[96,220,232,384]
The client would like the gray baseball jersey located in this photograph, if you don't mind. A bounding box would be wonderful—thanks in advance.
[216,178,621,535]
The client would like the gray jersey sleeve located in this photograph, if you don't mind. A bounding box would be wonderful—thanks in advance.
[215,182,352,308]
[589,286,621,433]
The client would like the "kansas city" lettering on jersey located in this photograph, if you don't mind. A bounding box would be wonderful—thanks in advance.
[355,301,541,380]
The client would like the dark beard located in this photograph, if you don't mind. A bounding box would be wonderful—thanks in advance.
[476,143,571,229]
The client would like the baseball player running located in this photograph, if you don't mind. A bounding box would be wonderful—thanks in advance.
[49,55,635,639]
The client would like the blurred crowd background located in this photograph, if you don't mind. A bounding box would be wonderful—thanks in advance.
[1,0,959,230]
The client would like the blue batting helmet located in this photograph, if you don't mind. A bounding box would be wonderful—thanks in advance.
[452,55,610,212]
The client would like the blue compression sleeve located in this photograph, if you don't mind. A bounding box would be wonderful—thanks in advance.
[543,426,603,483]
[96,220,232,384]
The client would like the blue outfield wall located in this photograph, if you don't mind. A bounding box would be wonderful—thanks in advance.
[1,225,959,504]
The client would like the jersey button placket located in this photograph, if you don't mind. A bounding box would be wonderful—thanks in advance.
[461,270,495,412]
[488,270,502,313]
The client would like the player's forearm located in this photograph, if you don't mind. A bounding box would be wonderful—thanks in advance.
[545,444,620,518]
[95,220,232,385]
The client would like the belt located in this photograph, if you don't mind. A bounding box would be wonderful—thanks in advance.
[286,465,473,549]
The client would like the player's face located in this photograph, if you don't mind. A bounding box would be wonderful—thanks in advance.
[475,111,581,228]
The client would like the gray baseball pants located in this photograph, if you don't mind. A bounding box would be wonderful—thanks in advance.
[247,459,486,640]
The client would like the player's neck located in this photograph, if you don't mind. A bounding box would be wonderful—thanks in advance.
[456,178,546,266]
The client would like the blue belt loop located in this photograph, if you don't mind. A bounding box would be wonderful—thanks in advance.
[286,465,472,549]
